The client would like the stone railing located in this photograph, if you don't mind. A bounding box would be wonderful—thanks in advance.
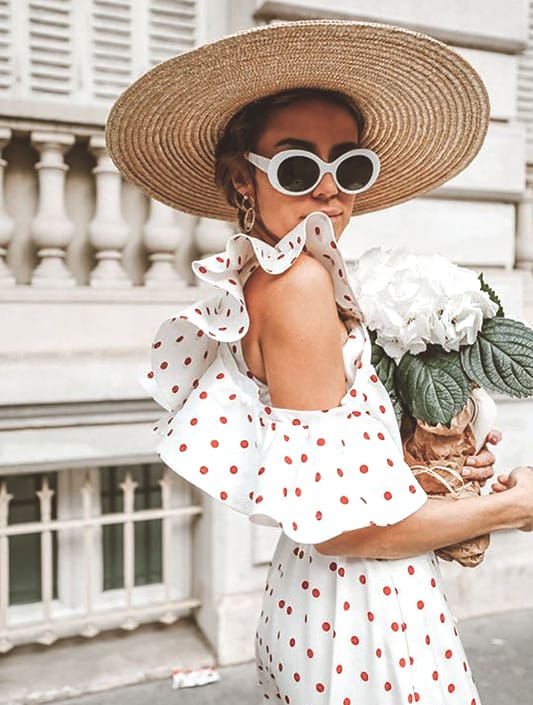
[0,120,235,290]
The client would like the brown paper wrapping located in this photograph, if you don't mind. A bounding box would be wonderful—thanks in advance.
[400,398,491,567]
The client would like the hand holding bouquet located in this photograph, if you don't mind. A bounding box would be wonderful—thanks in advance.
[351,247,533,566]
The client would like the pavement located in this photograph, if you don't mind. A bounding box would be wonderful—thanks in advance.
[1,608,532,705]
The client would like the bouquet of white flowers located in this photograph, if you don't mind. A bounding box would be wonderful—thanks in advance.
[351,247,533,566]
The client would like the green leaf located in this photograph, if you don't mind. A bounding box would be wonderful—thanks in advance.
[396,346,471,426]
[460,316,533,397]
[370,337,405,420]
[478,272,505,316]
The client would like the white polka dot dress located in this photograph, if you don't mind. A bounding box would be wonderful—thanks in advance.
[141,211,483,705]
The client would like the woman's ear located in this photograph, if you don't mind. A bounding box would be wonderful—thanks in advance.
[229,159,254,195]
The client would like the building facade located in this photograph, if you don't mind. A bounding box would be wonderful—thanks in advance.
[0,0,532,674]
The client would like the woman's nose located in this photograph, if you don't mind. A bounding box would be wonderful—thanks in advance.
[312,171,338,198]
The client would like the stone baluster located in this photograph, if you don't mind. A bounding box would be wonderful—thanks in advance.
[88,135,131,287]
[194,216,235,258]
[516,167,533,272]
[30,132,75,286]
[143,199,184,287]
[0,128,14,286]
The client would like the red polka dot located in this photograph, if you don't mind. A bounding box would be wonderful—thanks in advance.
[199,466,208,474]
[190,418,198,425]
[386,458,394,466]
[344,700,351,705]
[376,648,382,658]
[293,672,300,682]
[360,671,369,681]
[229,465,238,474]
[171,385,179,393]
[322,621,331,631]
[351,635,360,645]
[445,649,453,659]
[220,491,228,500]
[240,439,249,448]
[315,683,324,693]
[317,438,326,446]
[384,682,392,691]
[359,574,366,585]
[312,588,320,598]
[417,600,425,609]
[367,611,374,622]
[289,637,296,647]
[359,464,368,473]
[377,432,385,440]
[336,664,343,674]
[399,657,406,667]
[179,443,187,452]
[448,684,455,693]
[301,453,308,462]
[391,622,399,632]
[219,416,227,423]
[160,361,168,369]
[340,495,349,504]
[315,472,321,481]
[210,439,219,448]
[383,586,391,595]
[343,601,350,610]
[384,491,393,500]
[407,565,415,575]
[432,671,439,681]
[306,648,314,658]
[316,510,323,520]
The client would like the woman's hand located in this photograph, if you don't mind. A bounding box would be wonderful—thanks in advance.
[491,465,533,531]
[461,428,502,487]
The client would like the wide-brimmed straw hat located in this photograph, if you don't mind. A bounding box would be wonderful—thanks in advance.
[105,19,490,222]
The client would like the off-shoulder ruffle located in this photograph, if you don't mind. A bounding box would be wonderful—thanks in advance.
[155,347,428,543]
[141,211,364,417]
[140,210,428,544]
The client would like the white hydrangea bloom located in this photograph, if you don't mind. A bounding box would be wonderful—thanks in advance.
[350,246,500,364]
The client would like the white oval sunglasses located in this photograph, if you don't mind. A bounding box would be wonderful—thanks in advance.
[244,147,380,196]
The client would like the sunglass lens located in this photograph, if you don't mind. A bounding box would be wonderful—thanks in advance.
[277,156,320,193]
[337,155,374,191]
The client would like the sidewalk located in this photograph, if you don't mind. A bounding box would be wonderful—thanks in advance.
[2,608,532,705]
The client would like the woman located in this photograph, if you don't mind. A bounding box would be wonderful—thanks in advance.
[106,20,533,705]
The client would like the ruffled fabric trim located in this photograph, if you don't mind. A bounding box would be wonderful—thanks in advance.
[140,211,364,418]
[140,211,428,544]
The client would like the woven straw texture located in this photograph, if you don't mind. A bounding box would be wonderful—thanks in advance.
[105,20,490,222]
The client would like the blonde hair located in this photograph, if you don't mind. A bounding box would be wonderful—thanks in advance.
[214,88,365,231]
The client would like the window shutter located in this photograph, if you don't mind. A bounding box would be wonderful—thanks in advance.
[91,0,133,101]
[518,1,533,164]
[28,0,72,96]
[148,0,196,66]
[0,0,11,91]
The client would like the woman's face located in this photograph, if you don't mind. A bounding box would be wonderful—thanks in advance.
[235,98,361,242]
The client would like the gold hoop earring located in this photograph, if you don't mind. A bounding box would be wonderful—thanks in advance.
[240,193,256,233]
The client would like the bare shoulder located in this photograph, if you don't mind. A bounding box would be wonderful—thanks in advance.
[244,252,346,410]
[244,252,334,329]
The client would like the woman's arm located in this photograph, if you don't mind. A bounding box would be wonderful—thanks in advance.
[246,257,533,558]
[314,485,528,558]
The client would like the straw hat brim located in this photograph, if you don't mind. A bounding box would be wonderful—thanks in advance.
[105,19,490,222]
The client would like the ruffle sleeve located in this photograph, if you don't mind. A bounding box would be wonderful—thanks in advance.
[140,211,428,544]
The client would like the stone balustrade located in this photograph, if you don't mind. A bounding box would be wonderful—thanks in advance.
[0,122,235,289]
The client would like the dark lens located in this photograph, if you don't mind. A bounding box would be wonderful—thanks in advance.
[277,156,320,193]
[337,155,374,191]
